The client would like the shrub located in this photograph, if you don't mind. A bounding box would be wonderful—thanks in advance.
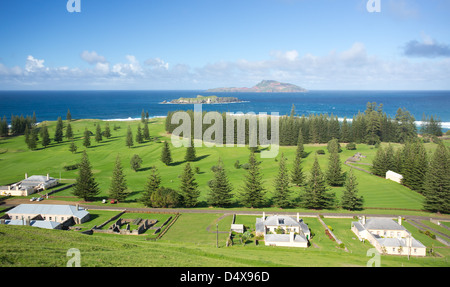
[195,166,200,174]
[316,149,325,155]
[234,160,241,169]
[241,163,250,170]
[346,142,357,150]
[63,164,79,171]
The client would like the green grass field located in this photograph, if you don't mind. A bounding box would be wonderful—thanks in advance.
[0,118,437,210]
[0,118,449,267]
[1,213,449,267]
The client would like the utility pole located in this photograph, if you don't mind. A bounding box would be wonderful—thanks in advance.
[216,224,219,248]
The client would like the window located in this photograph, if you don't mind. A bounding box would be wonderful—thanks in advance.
[392,248,395,252]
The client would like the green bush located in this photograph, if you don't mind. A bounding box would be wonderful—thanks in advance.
[346,142,357,150]
[316,149,325,155]
[63,164,79,171]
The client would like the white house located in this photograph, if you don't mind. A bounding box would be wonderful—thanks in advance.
[386,170,403,184]
[256,213,310,248]
[0,174,59,196]
[352,216,426,256]
[4,204,90,225]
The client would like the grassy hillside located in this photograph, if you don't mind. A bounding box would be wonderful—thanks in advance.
[1,213,448,267]
[0,117,442,212]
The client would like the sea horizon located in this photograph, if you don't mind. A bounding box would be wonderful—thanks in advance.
[1,89,449,130]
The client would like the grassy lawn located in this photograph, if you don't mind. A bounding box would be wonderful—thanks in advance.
[0,118,441,213]
[1,213,449,267]
[0,118,449,267]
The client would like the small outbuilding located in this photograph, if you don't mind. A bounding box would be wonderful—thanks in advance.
[386,170,403,184]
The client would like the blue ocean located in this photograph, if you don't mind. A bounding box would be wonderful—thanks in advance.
[0,90,449,129]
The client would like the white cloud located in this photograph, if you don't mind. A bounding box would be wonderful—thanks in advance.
[270,50,299,61]
[25,55,46,72]
[81,51,107,64]
[145,58,169,70]
[112,55,143,76]
[1,46,449,90]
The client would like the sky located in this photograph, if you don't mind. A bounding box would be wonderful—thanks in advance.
[0,0,449,90]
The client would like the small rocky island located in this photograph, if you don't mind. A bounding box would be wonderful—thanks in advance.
[163,95,242,104]
[206,80,308,93]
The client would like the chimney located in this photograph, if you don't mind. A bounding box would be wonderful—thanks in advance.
[361,216,366,225]
[47,173,50,180]
[25,173,28,179]
[262,212,265,221]
[297,213,300,222]
[290,232,295,243]
[76,204,80,210]
[398,216,402,226]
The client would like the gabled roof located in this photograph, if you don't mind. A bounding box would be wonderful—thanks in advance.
[377,237,425,248]
[7,204,89,219]
[263,215,300,227]
[364,218,406,231]
[4,219,61,229]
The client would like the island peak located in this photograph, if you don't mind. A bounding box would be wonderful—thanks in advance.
[206,80,307,93]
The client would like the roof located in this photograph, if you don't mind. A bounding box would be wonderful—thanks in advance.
[265,233,307,243]
[7,204,89,219]
[352,221,366,232]
[364,218,406,231]
[263,215,300,227]
[20,175,58,187]
[4,219,61,229]
[377,237,426,248]
[386,170,403,178]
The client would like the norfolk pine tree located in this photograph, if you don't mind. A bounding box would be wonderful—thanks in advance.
[240,151,266,208]
[303,156,335,209]
[54,116,64,143]
[291,129,305,186]
[72,151,100,201]
[41,125,51,148]
[65,122,73,140]
[69,140,78,154]
[423,143,450,213]
[95,124,102,143]
[273,153,292,208]
[207,158,234,207]
[180,162,199,207]
[185,138,197,162]
[341,168,364,210]
[109,155,128,202]
[326,138,345,186]
[141,166,161,207]
[104,122,111,138]
[126,125,134,148]
[143,122,150,141]
[135,124,143,144]
[83,128,91,148]
[161,141,172,165]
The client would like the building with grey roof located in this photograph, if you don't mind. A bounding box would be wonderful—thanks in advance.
[351,216,426,256]
[256,213,310,248]
[2,219,62,230]
[4,204,89,227]
[0,173,58,196]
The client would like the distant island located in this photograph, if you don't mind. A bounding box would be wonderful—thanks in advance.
[163,95,242,104]
[205,80,308,93]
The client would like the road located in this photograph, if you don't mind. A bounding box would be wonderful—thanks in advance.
[3,198,450,222]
